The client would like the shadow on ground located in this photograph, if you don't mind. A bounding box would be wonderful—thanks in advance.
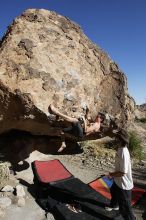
[133,168,146,220]
[133,168,146,189]
[0,129,83,173]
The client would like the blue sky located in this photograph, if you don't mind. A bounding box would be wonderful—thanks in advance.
[0,0,145,104]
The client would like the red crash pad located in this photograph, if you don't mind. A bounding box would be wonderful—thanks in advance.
[33,159,73,183]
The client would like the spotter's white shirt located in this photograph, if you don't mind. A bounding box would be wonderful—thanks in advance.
[114,147,133,190]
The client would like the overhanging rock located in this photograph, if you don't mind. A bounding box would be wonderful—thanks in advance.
[0,9,135,139]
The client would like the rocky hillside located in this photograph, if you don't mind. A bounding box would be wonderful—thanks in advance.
[135,103,146,119]
[0,9,135,137]
[138,103,146,111]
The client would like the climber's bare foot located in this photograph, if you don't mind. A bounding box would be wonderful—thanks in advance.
[49,104,78,123]
[58,142,66,153]
[48,104,54,114]
[49,104,59,115]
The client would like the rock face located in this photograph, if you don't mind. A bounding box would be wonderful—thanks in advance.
[0,9,135,137]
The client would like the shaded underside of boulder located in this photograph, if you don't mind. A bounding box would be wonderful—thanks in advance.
[0,8,135,138]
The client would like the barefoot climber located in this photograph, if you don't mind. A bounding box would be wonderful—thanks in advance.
[48,104,105,152]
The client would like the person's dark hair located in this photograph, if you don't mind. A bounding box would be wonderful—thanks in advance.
[97,112,105,123]
[117,129,129,146]
[78,117,84,124]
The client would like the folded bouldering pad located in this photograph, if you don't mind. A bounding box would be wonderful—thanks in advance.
[54,203,100,220]
[89,176,146,206]
[31,160,124,219]
[51,178,123,220]
[32,159,73,184]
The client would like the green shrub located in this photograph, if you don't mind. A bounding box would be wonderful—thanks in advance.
[128,131,142,160]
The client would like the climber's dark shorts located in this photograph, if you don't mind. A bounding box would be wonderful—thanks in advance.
[62,122,84,138]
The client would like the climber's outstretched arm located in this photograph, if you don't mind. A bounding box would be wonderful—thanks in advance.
[84,107,93,122]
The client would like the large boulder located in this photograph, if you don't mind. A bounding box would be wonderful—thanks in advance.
[0,9,135,138]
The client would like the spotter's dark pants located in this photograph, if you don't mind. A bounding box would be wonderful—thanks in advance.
[110,182,135,220]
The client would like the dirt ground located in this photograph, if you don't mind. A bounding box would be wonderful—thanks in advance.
[1,149,146,220]
[0,131,146,220]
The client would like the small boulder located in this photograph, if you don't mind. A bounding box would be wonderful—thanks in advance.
[15,185,26,197]
[0,197,12,208]
[1,185,14,192]
[17,197,25,207]
[0,207,5,218]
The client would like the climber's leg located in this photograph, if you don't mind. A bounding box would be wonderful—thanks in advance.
[48,104,78,123]
[58,135,66,152]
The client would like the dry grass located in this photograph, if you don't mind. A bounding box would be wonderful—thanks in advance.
[80,138,116,160]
